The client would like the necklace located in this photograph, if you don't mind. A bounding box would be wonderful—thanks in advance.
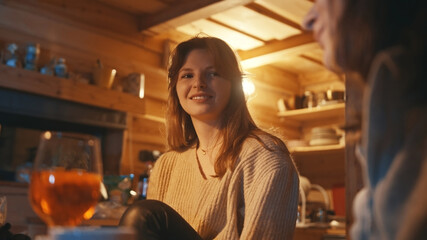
[200,148,208,155]
[198,132,220,156]
[198,141,215,155]
[195,147,217,179]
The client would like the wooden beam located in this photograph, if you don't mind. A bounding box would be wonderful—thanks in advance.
[206,17,266,42]
[139,0,255,35]
[245,2,302,31]
[239,33,314,60]
[300,54,324,66]
[238,32,315,69]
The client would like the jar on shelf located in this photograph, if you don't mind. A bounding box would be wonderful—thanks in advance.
[302,91,316,108]
[316,91,327,106]
[40,58,55,76]
[4,43,22,68]
[54,58,68,78]
[24,43,40,71]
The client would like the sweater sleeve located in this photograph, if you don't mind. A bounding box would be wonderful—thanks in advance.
[239,140,299,240]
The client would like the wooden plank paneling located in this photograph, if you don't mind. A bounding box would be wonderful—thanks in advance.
[210,6,301,41]
[3,0,139,34]
[255,0,313,25]
[272,55,325,74]
[245,2,302,31]
[246,65,299,95]
[120,114,166,175]
[177,19,264,51]
[0,4,163,66]
[96,0,168,14]
[139,0,256,35]
[293,148,345,188]
[299,70,344,88]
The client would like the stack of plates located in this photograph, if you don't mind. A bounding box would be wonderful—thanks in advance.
[309,127,340,146]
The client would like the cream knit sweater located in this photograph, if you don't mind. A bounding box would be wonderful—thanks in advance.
[147,135,299,239]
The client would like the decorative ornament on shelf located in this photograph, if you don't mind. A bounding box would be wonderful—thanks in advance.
[54,57,68,78]
[40,58,55,76]
[93,59,116,89]
[4,43,22,68]
[24,43,40,71]
[121,73,145,98]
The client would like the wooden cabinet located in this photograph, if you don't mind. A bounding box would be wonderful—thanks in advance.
[279,103,346,190]
[280,103,347,239]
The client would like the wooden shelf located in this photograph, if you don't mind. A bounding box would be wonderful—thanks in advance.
[291,143,345,188]
[277,102,345,123]
[0,65,145,114]
[290,143,345,156]
[279,103,346,187]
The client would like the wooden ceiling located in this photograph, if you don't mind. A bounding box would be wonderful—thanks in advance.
[94,0,336,82]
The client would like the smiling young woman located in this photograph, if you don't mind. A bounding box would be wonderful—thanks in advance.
[120,36,299,240]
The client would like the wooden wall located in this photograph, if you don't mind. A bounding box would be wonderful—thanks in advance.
[0,0,299,179]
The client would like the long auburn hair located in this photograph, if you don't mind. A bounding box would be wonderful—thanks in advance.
[335,0,427,80]
[166,36,289,177]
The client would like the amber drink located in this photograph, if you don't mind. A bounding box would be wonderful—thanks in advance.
[29,131,103,227]
[30,169,101,226]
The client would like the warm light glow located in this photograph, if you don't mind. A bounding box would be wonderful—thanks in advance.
[49,174,55,184]
[242,77,255,97]
[83,207,95,220]
[44,131,52,140]
[139,74,145,99]
[41,200,51,214]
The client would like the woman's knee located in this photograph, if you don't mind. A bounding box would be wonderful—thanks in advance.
[119,200,168,227]
[119,200,202,240]
[119,200,172,240]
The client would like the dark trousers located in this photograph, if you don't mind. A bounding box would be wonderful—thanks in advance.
[119,200,203,240]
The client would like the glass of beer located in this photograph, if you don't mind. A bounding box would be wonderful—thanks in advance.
[29,131,103,227]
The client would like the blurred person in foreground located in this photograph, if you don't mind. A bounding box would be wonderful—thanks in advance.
[303,0,427,239]
[120,36,299,239]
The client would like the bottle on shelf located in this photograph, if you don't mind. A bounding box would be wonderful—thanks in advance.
[137,162,152,200]
[24,43,40,71]
[54,57,68,78]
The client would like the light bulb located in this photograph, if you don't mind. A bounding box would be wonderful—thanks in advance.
[242,77,255,97]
